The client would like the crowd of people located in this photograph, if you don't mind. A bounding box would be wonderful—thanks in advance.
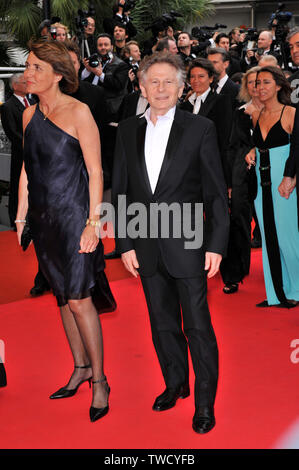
[1,4,299,433]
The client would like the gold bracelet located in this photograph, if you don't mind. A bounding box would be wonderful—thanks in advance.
[86,218,100,227]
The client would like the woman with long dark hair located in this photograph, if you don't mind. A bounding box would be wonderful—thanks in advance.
[246,66,299,307]
[16,38,115,421]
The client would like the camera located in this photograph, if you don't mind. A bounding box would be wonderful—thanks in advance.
[87,53,100,68]
[129,57,139,75]
[146,11,183,33]
[192,23,227,42]
[120,0,137,13]
[75,4,96,33]
[50,26,57,40]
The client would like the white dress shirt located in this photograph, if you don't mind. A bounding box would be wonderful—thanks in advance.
[142,106,176,193]
[216,74,229,94]
[188,87,211,114]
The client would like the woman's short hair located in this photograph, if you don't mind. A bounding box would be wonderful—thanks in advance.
[238,66,261,103]
[139,52,186,87]
[256,65,292,105]
[187,58,219,82]
[28,38,78,94]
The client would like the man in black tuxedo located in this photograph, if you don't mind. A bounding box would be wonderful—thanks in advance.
[112,53,229,433]
[279,27,299,217]
[207,47,240,109]
[1,74,30,227]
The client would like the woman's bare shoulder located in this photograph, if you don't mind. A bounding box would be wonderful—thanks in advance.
[23,104,37,130]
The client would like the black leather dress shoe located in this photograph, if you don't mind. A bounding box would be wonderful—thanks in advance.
[192,406,215,434]
[30,285,50,297]
[152,384,190,411]
[104,250,121,260]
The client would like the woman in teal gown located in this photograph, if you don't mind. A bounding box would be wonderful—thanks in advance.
[246,66,299,307]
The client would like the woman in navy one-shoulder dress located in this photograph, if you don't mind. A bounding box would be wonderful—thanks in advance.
[16,38,113,422]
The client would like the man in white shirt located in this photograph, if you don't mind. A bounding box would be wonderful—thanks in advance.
[112,52,229,434]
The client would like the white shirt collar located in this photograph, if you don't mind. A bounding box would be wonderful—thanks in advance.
[141,105,176,124]
[217,74,228,90]
[188,87,211,105]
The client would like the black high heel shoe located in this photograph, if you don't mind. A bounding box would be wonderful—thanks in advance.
[89,376,110,422]
[0,362,7,388]
[223,283,239,294]
[49,364,92,399]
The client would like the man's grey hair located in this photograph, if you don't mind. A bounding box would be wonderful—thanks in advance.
[287,27,299,43]
[259,54,278,66]
[139,52,186,87]
[9,73,24,90]
[207,47,230,63]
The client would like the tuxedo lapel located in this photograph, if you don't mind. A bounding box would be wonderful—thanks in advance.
[12,95,25,112]
[154,108,185,195]
[136,116,153,196]
[199,91,216,118]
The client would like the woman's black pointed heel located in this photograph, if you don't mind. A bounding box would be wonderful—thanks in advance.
[49,364,92,399]
[0,361,7,388]
[89,376,110,422]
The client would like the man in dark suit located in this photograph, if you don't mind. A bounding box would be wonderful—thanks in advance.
[279,27,299,216]
[207,47,240,109]
[1,73,50,297]
[112,53,229,433]
[1,74,28,227]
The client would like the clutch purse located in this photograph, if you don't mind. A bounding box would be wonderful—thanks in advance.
[21,221,33,251]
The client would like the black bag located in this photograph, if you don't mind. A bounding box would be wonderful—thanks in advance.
[21,221,33,251]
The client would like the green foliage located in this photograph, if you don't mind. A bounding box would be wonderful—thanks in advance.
[0,0,214,55]
[131,0,214,43]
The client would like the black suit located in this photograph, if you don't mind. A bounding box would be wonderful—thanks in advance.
[112,107,229,407]
[0,94,25,226]
[118,90,149,121]
[180,91,233,184]
[219,77,240,110]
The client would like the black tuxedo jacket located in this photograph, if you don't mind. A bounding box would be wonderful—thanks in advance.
[71,80,108,131]
[219,78,240,109]
[118,90,149,121]
[112,107,230,277]
[1,94,24,152]
[180,91,233,184]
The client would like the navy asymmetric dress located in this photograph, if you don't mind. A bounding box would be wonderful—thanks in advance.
[23,104,114,311]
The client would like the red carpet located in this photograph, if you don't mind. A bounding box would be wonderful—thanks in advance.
[1,231,299,449]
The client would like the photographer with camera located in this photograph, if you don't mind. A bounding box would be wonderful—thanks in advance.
[81,33,129,188]
[121,40,141,92]
[242,30,282,72]
[103,0,137,41]
[78,15,97,59]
